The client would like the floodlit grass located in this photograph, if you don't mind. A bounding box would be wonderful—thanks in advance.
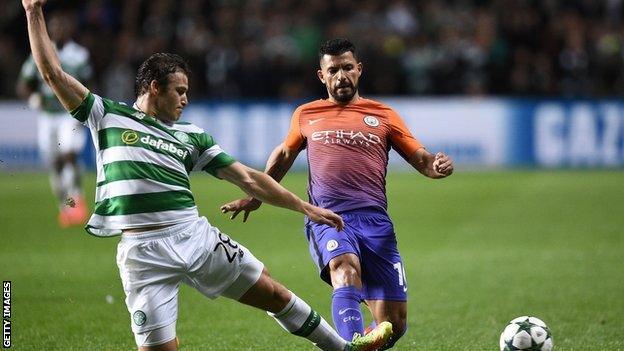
[1,170,622,350]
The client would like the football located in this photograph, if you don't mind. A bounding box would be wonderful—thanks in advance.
[499,316,553,351]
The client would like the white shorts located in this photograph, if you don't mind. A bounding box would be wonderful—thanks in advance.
[116,217,264,344]
[37,111,86,165]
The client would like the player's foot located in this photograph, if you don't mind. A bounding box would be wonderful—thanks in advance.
[68,195,88,225]
[346,321,392,351]
[58,208,72,228]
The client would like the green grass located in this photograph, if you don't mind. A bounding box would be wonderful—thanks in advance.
[0,170,622,350]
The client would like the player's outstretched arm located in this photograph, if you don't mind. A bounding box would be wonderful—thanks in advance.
[221,143,301,222]
[218,162,343,231]
[22,0,88,111]
[409,148,454,179]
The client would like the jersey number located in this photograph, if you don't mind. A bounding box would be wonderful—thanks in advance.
[214,232,239,263]
[393,262,408,292]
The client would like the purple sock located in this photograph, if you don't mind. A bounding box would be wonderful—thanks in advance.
[331,286,364,341]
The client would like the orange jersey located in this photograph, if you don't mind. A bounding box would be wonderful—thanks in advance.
[284,98,424,212]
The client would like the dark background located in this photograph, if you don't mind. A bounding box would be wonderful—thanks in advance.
[2,0,624,101]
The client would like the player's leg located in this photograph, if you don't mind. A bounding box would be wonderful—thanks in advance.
[139,341,176,351]
[186,218,391,351]
[235,267,351,351]
[328,253,367,341]
[117,227,188,351]
[364,300,407,350]
[306,219,366,341]
[196,224,349,350]
[233,267,392,351]
[57,115,87,225]
[357,211,408,349]
[37,113,62,201]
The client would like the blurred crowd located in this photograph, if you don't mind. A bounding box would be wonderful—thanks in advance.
[2,0,624,100]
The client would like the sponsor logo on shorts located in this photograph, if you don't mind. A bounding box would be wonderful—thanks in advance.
[133,310,146,326]
[174,131,190,143]
[121,130,139,145]
[363,115,380,127]
[326,240,338,252]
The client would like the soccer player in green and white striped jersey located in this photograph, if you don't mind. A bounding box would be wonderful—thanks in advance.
[22,1,393,350]
[17,9,92,228]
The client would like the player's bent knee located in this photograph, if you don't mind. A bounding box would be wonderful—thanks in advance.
[237,268,292,313]
[329,256,362,287]
[136,322,177,351]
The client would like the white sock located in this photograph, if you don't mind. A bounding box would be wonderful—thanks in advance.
[60,164,81,198]
[49,172,64,205]
[269,292,348,351]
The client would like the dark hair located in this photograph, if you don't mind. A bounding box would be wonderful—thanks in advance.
[318,38,356,61]
[135,53,190,97]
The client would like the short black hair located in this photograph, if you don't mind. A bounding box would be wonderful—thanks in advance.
[135,53,190,97]
[318,38,357,61]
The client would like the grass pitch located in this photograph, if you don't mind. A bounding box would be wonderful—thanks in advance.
[0,170,622,350]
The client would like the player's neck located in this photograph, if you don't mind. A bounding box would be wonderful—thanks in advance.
[135,95,167,123]
[135,96,154,116]
[327,93,360,106]
[135,96,176,126]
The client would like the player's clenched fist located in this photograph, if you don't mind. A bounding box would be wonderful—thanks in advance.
[22,0,46,11]
[433,152,454,177]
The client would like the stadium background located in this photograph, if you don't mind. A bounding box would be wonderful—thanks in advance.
[1,1,623,350]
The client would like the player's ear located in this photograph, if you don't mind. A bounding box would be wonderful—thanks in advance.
[317,69,325,84]
[149,80,159,95]
[357,62,363,76]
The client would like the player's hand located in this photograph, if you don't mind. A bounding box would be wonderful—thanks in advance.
[432,152,454,177]
[304,204,345,231]
[22,0,46,11]
[220,197,262,222]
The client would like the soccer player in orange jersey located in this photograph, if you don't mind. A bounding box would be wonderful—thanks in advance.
[222,38,454,349]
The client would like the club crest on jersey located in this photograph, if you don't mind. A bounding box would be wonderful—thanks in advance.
[121,130,139,145]
[363,115,380,127]
[326,240,339,252]
[174,131,190,143]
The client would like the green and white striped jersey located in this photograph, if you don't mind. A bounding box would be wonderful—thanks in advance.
[20,41,93,113]
[71,92,236,237]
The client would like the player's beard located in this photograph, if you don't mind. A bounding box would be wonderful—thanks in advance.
[331,82,358,103]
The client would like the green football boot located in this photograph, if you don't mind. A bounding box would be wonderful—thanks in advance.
[345,321,393,351]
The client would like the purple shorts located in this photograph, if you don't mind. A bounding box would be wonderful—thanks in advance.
[305,208,407,301]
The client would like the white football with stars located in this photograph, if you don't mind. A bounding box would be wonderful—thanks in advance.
[499,316,553,351]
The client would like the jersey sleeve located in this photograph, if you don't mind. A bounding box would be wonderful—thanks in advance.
[283,106,306,150]
[70,92,107,127]
[387,109,424,160]
[191,133,236,177]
